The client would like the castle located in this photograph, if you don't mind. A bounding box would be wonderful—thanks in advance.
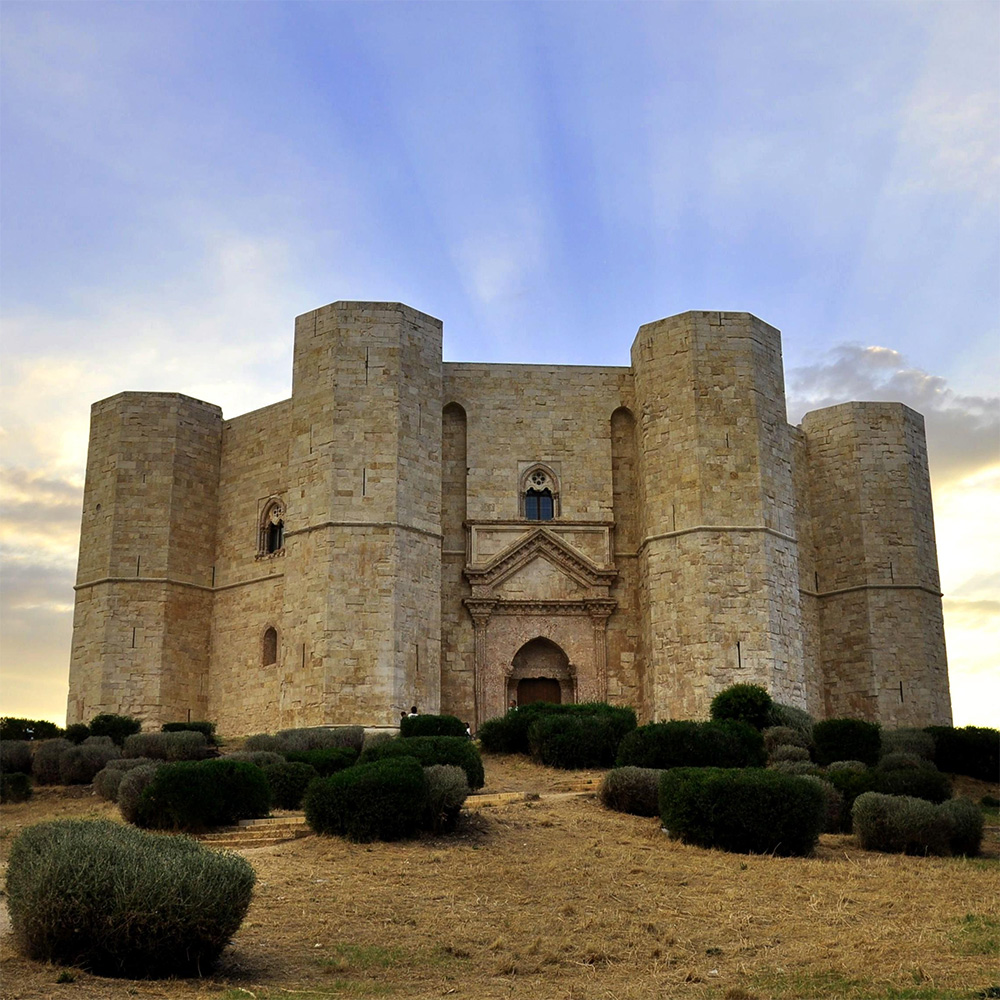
[67,302,953,734]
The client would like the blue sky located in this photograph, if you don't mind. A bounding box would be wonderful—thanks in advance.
[1,0,997,727]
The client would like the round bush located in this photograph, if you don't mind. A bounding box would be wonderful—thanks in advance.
[423,764,469,833]
[59,743,121,785]
[277,726,366,753]
[874,765,952,804]
[283,746,360,776]
[1,772,32,803]
[877,752,926,771]
[118,764,162,823]
[770,744,810,764]
[797,775,844,833]
[925,726,1000,782]
[617,720,766,770]
[93,758,159,801]
[939,798,984,857]
[32,739,73,785]
[244,733,281,752]
[224,750,286,768]
[767,702,815,739]
[852,792,951,856]
[136,759,271,832]
[1,740,33,775]
[599,767,662,817]
[477,703,636,757]
[261,761,319,809]
[161,721,217,745]
[401,714,468,739]
[768,760,817,775]
[764,726,810,754]
[123,731,209,762]
[6,819,255,977]
[360,735,485,789]
[813,718,881,767]
[659,768,826,856]
[362,730,395,753]
[64,723,90,744]
[826,760,869,773]
[527,714,624,769]
[87,714,141,746]
[305,756,428,842]
[824,767,877,832]
[880,728,935,762]
[710,684,773,730]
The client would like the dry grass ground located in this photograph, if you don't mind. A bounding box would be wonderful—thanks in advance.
[1,754,997,1000]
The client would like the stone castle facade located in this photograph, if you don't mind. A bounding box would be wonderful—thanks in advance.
[67,302,953,734]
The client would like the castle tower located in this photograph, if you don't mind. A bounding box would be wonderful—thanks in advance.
[67,393,222,726]
[802,402,952,725]
[279,302,443,726]
[631,311,807,720]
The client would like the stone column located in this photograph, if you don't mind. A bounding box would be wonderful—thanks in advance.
[586,601,615,702]
[465,600,495,729]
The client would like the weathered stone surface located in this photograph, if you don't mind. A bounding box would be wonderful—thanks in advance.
[67,303,952,733]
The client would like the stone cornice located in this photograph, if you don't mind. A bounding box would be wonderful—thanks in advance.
[285,520,442,541]
[799,582,943,599]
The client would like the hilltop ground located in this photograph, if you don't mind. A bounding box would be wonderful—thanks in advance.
[1,754,997,1000]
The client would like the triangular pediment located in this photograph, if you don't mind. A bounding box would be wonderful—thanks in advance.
[465,527,616,594]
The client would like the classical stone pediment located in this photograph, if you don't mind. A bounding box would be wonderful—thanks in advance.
[464,526,617,598]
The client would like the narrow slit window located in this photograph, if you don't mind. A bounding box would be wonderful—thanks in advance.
[263,627,278,666]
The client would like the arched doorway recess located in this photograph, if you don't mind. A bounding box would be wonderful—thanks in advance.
[510,637,574,706]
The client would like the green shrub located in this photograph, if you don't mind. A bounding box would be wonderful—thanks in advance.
[261,761,319,809]
[423,764,469,833]
[87,714,141,746]
[117,764,162,824]
[824,767,877,832]
[401,714,468,739]
[797,775,844,833]
[770,744,810,764]
[0,718,61,741]
[768,760,818,775]
[599,767,662,817]
[243,733,280,752]
[874,764,952,804]
[64,723,90,744]
[826,759,869,773]
[305,756,428,842]
[881,728,935,762]
[527,714,625,769]
[280,726,366,753]
[813,718,881,767]
[616,720,766,770]
[136,759,271,832]
[878,751,926,771]
[95,759,158,802]
[6,819,255,977]
[161,721,217,745]
[362,730,395,753]
[1,772,32,803]
[853,792,952,856]
[767,702,815,739]
[32,739,73,784]
[659,768,825,856]
[1,740,33,775]
[283,746,360,776]
[477,703,636,756]
[223,750,286,768]
[58,743,121,785]
[123,731,209,761]
[710,684,773,730]
[925,726,999,782]
[939,798,984,857]
[763,726,810,754]
[360,735,485,790]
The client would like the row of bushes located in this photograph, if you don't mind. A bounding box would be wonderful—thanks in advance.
[599,765,985,858]
[1,714,219,746]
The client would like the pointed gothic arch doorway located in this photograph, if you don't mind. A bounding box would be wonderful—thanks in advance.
[509,637,575,707]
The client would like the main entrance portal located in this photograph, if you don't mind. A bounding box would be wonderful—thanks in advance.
[509,637,574,707]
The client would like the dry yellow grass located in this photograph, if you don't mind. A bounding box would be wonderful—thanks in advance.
[1,754,997,1000]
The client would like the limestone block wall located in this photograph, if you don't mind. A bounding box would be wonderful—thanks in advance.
[206,399,291,734]
[280,302,443,726]
[632,312,807,721]
[68,393,222,727]
[801,402,952,725]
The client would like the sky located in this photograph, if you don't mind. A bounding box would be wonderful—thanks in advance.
[1,0,997,729]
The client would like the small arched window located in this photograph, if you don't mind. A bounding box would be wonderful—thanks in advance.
[258,499,285,556]
[262,626,278,666]
[520,466,559,520]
